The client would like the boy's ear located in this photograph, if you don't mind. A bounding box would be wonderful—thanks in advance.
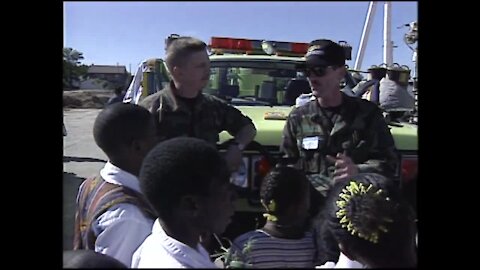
[178,195,202,217]
[131,139,151,154]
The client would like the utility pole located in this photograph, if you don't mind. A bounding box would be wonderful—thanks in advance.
[383,2,393,66]
[354,1,394,70]
[354,1,377,71]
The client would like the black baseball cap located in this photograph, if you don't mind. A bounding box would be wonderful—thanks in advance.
[304,39,346,67]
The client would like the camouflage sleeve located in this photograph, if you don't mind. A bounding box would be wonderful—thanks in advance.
[307,174,333,197]
[137,94,154,111]
[281,112,300,160]
[220,102,255,136]
[357,109,399,179]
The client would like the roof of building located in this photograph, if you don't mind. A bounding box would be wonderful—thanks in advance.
[87,65,127,74]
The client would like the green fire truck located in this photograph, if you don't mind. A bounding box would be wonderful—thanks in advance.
[124,35,417,239]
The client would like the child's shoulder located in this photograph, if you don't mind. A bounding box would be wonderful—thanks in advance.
[232,229,269,246]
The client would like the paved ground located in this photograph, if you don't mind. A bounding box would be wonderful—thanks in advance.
[63,108,107,250]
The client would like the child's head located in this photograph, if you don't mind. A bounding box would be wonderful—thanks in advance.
[325,173,416,268]
[139,137,235,236]
[260,165,311,228]
[63,250,126,268]
[93,103,157,174]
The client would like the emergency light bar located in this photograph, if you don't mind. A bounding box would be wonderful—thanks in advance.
[210,37,309,56]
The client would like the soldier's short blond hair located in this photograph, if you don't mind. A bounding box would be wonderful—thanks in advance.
[165,36,207,72]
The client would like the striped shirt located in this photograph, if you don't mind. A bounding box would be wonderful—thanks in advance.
[231,229,317,268]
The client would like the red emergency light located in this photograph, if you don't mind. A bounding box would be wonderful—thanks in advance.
[210,37,308,56]
[210,37,254,51]
[290,42,309,55]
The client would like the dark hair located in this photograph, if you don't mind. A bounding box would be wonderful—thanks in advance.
[165,36,207,72]
[139,137,230,219]
[260,166,309,216]
[63,250,127,268]
[93,103,153,158]
[324,173,416,267]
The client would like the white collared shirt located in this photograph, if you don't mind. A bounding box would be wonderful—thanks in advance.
[131,220,217,268]
[316,252,365,268]
[88,162,155,267]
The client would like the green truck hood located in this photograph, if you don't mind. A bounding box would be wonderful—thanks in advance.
[219,106,417,151]
[389,122,418,150]
[219,106,292,147]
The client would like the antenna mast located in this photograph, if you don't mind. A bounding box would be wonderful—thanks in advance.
[354,1,394,70]
[383,2,393,66]
[354,1,377,70]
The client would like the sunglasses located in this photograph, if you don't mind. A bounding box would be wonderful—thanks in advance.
[304,66,333,77]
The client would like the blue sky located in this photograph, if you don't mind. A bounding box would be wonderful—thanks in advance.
[64,1,417,74]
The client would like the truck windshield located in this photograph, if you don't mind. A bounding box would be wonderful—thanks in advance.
[204,60,358,106]
[204,60,307,106]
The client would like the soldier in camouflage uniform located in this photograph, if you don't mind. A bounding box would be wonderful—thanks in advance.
[281,39,399,264]
[282,39,398,196]
[140,36,256,172]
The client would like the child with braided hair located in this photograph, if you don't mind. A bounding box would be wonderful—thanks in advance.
[317,173,417,268]
[225,165,321,268]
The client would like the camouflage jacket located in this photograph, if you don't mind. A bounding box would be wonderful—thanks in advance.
[281,92,398,195]
[139,82,254,145]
